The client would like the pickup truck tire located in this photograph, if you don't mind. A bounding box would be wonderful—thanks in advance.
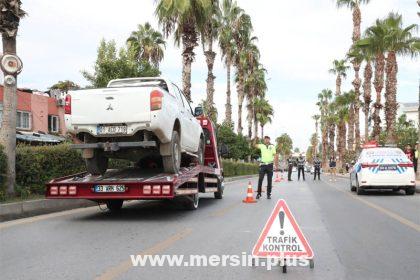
[86,150,108,175]
[196,137,205,165]
[162,131,181,173]
[405,187,415,195]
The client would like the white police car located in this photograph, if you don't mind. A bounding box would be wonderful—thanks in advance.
[350,146,416,195]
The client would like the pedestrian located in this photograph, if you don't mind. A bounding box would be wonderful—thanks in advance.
[254,136,278,199]
[297,154,306,181]
[404,145,414,162]
[313,156,321,180]
[329,156,337,182]
[287,155,294,181]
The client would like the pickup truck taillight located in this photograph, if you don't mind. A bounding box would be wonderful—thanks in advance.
[64,94,72,114]
[150,90,163,111]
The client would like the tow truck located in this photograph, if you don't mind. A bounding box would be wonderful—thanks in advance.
[45,115,224,211]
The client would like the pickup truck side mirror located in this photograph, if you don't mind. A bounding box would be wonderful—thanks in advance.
[194,106,203,117]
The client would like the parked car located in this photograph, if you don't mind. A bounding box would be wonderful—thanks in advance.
[349,146,416,195]
[65,77,204,175]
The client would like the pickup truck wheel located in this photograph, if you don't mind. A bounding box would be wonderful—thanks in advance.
[196,137,205,165]
[106,200,123,212]
[86,150,108,175]
[163,131,181,173]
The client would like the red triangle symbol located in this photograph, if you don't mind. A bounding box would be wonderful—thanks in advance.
[252,199,314,259]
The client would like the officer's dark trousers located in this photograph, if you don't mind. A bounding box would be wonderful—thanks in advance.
[298,167,305,180]
[258,163,273,195]
[287,166,292,180]
[314,167,320,180]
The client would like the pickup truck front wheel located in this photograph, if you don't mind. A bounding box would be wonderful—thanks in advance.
[162,131,181,173]
[86,150,108,175]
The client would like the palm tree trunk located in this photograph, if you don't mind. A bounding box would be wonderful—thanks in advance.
[237,70,245,135]
[328,123,336,159]
[352,63,361,150]
[253,110,258,138]
[338,121,346,169]
[372,53,385,140]
[260,125,264,139]
[348,104,355,151]
[246,87,254,138]
[384,51,398,144]
[363,61,372,142]
[335,76,342,96]
[204,39,216,122]
[181,26,198,101]
[0,36,18,196]
[322,124,328,169]
[225,59,232,125]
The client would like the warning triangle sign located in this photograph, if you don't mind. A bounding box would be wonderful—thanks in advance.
[252,199,314,259]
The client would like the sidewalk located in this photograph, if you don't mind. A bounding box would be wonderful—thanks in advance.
[334,173,419,193]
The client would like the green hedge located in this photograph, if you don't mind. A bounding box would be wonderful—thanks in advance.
[222,160,259,177]
[0,144,258,200]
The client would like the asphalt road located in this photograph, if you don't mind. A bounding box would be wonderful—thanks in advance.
[1,172,419,280]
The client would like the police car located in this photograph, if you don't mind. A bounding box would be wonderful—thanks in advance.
[350,142,416,195]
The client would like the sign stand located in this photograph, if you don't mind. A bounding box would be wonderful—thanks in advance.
[251,199,314,273]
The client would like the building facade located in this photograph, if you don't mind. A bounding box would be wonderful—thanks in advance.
[0,86,66,136]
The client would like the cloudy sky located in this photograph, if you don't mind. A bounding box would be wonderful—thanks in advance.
[6,0,420,150]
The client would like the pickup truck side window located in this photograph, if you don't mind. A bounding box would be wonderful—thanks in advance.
[180,92,194,115]
[172,83,185,108]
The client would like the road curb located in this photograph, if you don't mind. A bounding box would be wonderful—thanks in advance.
[0,174,258,222]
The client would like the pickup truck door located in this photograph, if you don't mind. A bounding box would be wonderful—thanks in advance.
[179,92,199,151]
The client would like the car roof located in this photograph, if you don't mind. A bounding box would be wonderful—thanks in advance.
[361,147,405,157]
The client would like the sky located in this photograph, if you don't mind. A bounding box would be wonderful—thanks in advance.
[4,0,420,150]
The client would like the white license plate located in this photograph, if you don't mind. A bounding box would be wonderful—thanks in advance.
[97,125,127,135]
[94,185,126,192]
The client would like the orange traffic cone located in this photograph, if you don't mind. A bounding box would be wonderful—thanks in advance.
[243,181,257,203]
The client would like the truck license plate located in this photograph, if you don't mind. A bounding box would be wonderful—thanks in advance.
[94,185,126,193]
[97,125,127,135]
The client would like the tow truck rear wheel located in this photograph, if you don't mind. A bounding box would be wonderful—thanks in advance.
[184,193,199,210]
[86,150,108,175]
[163,131,181,173]
[106,199,123,212]
[214,178,223,199]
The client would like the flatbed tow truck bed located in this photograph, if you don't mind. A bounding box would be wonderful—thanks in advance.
[45,115,224,210]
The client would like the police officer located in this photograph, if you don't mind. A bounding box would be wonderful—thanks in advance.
[297,154,306,181]
[254,136,278,199]
[313,156,321,180]
[287,156,294,181]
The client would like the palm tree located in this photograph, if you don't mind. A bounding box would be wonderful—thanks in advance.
[326,102,339,161]
[335,93,352,167]
[312,115,320,157]
[254,97,273,138]
[0,0,25,196]
[329,59,349,167]
[233,20,254,135]
[155,0,211,101]
[126,22,166,67]
[329,59,350,96]
[336,0,370,150]
[380,13,419,143]
[219,0,243,125]
[202,0,220,122]
[358,20,387,140]
[245,61,265,139]
[317,89,333,168]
